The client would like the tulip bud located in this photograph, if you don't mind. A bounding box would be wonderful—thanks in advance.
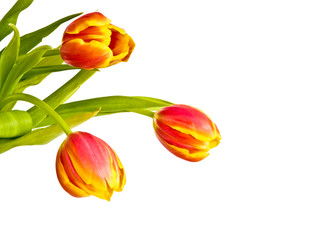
[60,12,135,70]
[153,105,221,162]
[56,131,126,200]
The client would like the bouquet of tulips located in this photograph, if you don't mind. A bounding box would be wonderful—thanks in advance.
[0,0,221,200]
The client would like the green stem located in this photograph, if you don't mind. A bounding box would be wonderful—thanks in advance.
[130,109,155,118]
[28,69,96,127]
[1,93,72,136]
[43,48,60,57]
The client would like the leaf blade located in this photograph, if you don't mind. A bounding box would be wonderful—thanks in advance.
[55,96,173,115]
[37,96,173,127]
[0,24,20,88]
[0,110,98,154]
[0,0,33,41]
[20,65,80,80]
[15,52,64,92]
[19,12,82,55]
[27,69,97,126]
[0,46,49,106]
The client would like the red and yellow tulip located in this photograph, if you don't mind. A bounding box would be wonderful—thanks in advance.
[56,131,126,200]
[153,105,221,162]
[60,12,135,70]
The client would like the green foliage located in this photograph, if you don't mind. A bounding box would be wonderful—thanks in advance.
[0,46,49,105]
[27,69,97,126]
[15,51,65,93]
[21,65,79,80]
[19,12,82,55]
[0,4,174,155]
[0,110,33,138]
[0,24,20,88]
[0,0,33,41]
[37,96,173,127]
[0,110,98,154]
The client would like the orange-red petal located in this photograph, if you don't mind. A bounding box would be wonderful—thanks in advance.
[60,39,113,69]
[153,105,221,162]
[60,12,135,69]
[55,132,126,200]
[64,12,111,34]
[56,146,90,198]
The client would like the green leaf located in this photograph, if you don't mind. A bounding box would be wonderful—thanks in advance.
[27,69,97,126]
[133,96,173,105]
[43,48,61,57]
[0,24,20,88]
[2,50,60,111]
[20,65,80,80]
[55,96,173,114]
[0,110,98,154]
[19,12,82,55]
[0,87,24,112]
[0,46,49,106]
[0,0,33,42]
[37,96,173,127]
[15,52,64,92]
[0,110,32,138]
[0,138,11,144]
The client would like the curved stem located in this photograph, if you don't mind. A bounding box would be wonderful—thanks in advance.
[28,69,96,127]
[1,93,72,136]
[130,109,155,118]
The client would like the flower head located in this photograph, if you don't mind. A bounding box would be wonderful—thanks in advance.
[56,131,126,200]
[153,105,221,162]
[60,12,135,70]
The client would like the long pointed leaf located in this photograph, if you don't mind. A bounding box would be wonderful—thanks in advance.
[3,51,64,111]
[0,24,20,88]
[15,52,64,92]
[20,65,80,80]
[27,69,96,126]
[37,96,173,127]
[0,0,33,41]
[55,96,173,114]
[0,46,49,106]
[19,12,82,55]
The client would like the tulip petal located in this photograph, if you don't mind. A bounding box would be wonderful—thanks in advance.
[156,105,219,142]
[60,39,113,69]
[56,131,126,200]
[153,105,221,161]
[115,156,126,192]
[56,147,90,198]
[60,143,95,196]
[60,12,135,69]
[122,35,135,62]
[108,27,135,63]
[66,135,112,199]
[62,26,112,45]
[155,134,210,162]
[154,119,210,152]
[60,141,112,200]
[67,132,125,200]
[65,12,111,34]
[104,143,126,192]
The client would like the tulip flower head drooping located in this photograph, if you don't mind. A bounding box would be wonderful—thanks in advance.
[56,131,126,200]
[60,12,135,70]
[153,105,221,162]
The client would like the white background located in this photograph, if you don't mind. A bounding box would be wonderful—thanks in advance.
[1,0,312,239]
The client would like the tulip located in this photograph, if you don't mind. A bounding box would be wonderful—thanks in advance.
[60,12,135,70]
[56,131,126,200]
[153,105,221,162]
